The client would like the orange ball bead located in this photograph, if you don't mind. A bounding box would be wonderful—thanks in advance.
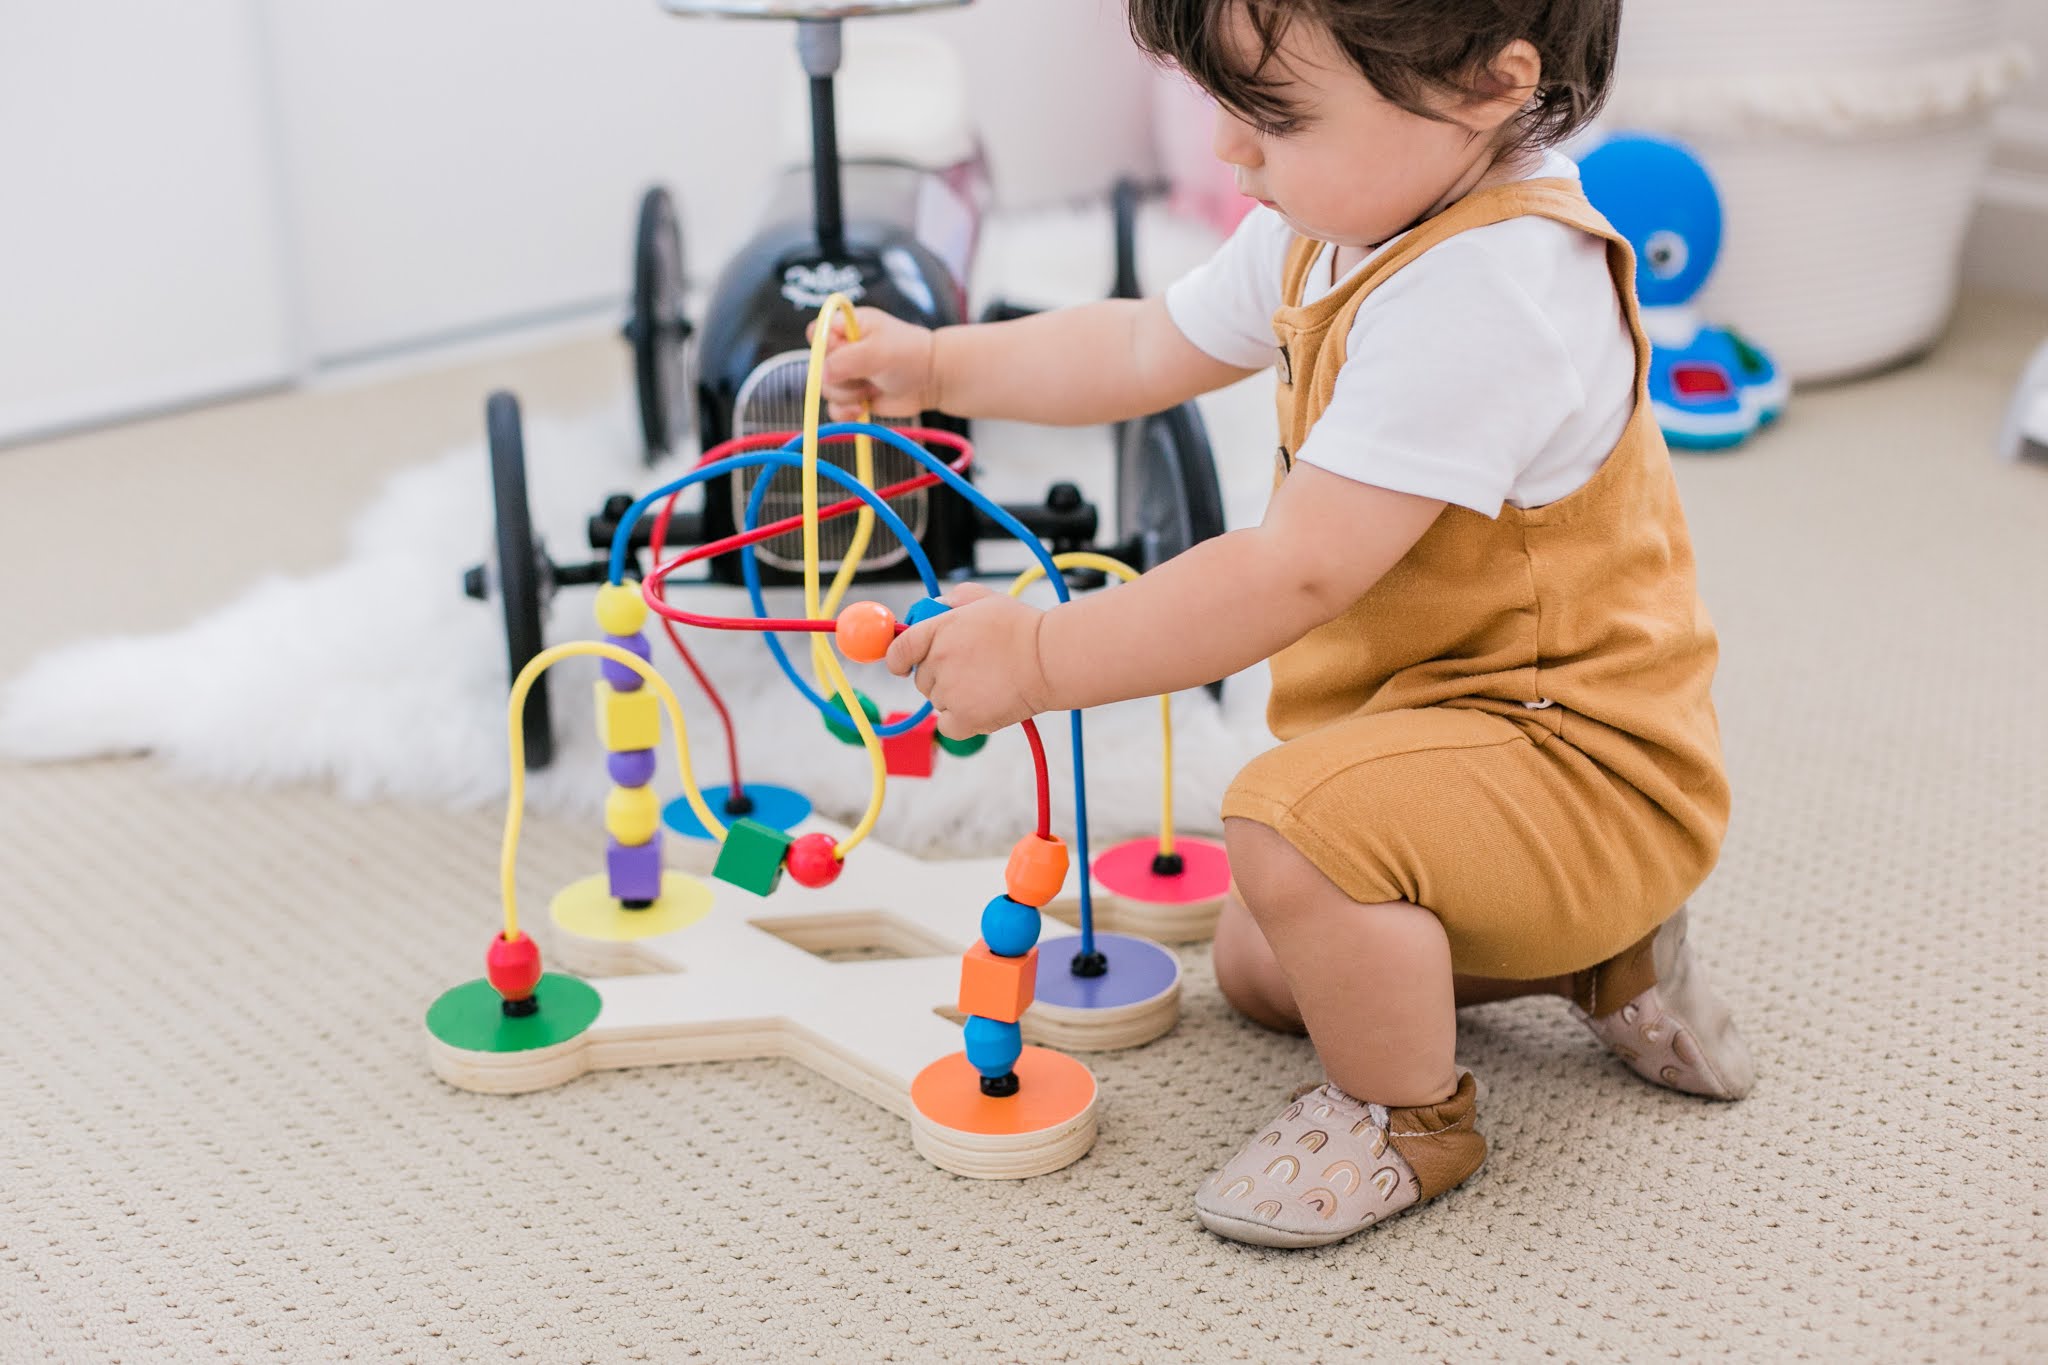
[834,601,897,664]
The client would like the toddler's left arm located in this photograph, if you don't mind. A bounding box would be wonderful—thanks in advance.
[885,465,1445,737]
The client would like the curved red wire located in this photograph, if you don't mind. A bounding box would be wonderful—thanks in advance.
[629,426,979,796]
[637,430,975,634]
[1020,717,1051,841]
[649,483,747,798]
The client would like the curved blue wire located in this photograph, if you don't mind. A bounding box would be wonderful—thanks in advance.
[604,445,941,738]
[734,450,939,739]
[607,423,1105,961]
[606,450,788,586]
[789,423,1101,959]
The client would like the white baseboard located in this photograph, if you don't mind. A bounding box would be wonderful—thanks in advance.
[1965,106,2048,299]
[305,298,627,393]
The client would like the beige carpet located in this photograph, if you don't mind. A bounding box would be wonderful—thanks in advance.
[3,298,2045,1363]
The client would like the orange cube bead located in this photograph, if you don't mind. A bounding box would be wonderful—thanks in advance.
[1004,834,1069,908]
[957,942,1038,1024]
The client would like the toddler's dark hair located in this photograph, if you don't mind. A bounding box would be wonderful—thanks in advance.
[1128,0,1620,155]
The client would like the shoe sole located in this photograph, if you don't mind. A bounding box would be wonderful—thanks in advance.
[1194,1205,1368,1249]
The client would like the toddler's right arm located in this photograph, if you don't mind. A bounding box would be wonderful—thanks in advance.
[815,299,1253,428]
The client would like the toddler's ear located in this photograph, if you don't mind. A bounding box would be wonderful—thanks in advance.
[1470,38,1541,128]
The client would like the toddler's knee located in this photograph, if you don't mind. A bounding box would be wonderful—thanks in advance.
[1223,816,1332,921]
[1215,952,1304,1035]
[1212,893,1306,1034]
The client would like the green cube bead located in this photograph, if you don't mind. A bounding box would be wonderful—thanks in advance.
[936,730,987,757]
[822,690,882,745]
[713,817,794,897]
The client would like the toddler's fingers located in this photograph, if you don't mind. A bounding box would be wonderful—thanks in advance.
[802,315,846,346]
[822,336,879,385]
[886,620,937,678]
[826,388,874,422]
[939,582,996,609]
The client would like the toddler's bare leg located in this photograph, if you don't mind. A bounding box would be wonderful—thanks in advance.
[1212,892,1307,1034]
[1223,817,1458,1109]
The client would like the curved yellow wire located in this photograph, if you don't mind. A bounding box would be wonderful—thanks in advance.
[501,640,724,941]
[496,296,898,932]
[1006,552,1176,858]
[801,293,888,858]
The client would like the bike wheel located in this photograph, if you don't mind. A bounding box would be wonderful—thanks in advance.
[487,392,555,770]
[629,185,693,461]
[1117,402,1225,572]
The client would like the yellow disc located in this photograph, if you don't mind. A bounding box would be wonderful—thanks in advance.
[594,581,650,636]
[549,871,713,942]
[605,785,661,844]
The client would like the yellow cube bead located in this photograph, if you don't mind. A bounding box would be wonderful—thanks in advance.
[594,581,650,636]
[605,784,661,844]
[595,682,661,752]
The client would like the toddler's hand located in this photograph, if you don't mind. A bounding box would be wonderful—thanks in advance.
[885,584,1052,739]
[806,307,939,421]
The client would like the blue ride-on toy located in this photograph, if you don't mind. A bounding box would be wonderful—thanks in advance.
[1579,134,1788,451]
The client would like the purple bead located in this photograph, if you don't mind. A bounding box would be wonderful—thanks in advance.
[607,748,657,788]
[601,632,654,691]
[607,835,663,903]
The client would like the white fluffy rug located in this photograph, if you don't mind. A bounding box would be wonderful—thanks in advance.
[0,205,1286,856]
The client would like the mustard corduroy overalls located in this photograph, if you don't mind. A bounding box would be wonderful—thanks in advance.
[1219,179,1730,980]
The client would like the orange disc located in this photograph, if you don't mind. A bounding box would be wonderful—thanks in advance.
[909,1046,1096,1136]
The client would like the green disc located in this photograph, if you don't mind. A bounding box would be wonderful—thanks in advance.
[425,972,602,1054]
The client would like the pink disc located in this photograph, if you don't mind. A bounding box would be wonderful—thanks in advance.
[1090,836,1231,905]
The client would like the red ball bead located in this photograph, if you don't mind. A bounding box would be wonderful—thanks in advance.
[785,832,844,888]
[486,932,543,1001]
[834,601,897,664]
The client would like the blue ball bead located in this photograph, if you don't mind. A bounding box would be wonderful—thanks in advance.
[906,597,951,627]
[963,1016,1023,1079]
[979,895,1040,957]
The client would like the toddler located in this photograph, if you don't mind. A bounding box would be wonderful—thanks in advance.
[819,0,1753,1248]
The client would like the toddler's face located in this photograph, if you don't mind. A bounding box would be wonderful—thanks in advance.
[1207,9,1520,249]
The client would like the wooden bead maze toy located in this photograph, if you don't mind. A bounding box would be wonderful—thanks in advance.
[426,296,1211,1177]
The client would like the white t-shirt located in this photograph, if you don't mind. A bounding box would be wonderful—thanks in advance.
[1165,150,1636,516]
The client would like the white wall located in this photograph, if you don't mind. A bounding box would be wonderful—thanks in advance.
[263,0,785,365]
[0,1,295,442]
[1,0,1158,444]
[1964,0,2048,298]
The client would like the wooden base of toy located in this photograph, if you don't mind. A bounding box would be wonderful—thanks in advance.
[907,1049,1097,1180]
[547,871,714,975]
[1080,836,1233,942]
[669,826,1230,943]
[431,820,1180,1178]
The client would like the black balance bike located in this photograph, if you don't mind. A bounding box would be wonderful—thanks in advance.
[465,1,1225,769]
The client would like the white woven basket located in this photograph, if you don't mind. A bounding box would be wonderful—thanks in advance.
[1604,0,2032,382]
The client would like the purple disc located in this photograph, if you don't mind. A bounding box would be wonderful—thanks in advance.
[608,748,657,787]
[600,632,654,691]
[1032,933,1179,1010]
